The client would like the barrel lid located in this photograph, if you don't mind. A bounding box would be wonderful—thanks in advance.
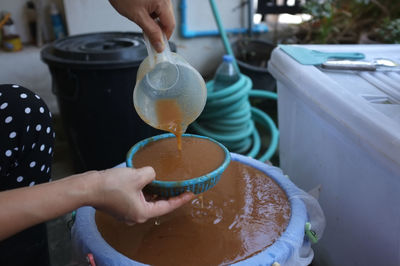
[41,32,147,69]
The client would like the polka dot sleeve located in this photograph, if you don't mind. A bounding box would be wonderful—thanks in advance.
[0,84,55,191]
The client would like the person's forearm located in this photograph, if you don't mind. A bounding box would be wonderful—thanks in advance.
[0,171,98,240]
[0,166,194,241]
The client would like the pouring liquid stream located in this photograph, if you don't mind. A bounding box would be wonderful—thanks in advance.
[155,98,184,151]
[155,99,208,217]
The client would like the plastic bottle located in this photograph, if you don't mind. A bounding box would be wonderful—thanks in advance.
[133,32,207,149]
[213,54,240,91]
[50,3,66,40]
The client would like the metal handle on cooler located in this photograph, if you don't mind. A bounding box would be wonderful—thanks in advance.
[321,60,376,71]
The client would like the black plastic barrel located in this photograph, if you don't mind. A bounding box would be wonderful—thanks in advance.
[41,32,169,171]
[232,39,276,92]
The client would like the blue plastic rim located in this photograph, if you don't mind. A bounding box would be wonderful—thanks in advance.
[126,133,231,197]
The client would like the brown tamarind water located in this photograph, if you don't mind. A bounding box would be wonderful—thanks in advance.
[96,161,291,265]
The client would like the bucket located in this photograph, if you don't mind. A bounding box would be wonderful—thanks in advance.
[72,153,324,265]
[232,38,276,92]
[41,32,176,171]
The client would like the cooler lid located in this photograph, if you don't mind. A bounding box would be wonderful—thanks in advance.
[268,44,400,168]
[41,32,147,69]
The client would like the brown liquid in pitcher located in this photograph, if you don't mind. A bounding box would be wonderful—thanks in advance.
[96,161,291,265]
[132,136,225,181]
[155,99,183,150]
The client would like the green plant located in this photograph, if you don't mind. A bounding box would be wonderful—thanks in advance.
[377,18,400,44]
[293,0,400,44]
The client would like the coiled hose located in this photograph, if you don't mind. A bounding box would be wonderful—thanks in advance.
[191,0,279,162]
[191,75,278,162]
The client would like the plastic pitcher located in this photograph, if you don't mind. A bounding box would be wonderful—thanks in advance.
[133,33,207,148]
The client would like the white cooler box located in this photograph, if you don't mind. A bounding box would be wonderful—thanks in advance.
[268,45,400,266]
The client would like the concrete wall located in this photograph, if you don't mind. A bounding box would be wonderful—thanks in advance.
[63,0,142,34]
[62,0,250,77]
[3,0,250,76]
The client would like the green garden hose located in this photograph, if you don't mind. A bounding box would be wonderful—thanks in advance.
[191,0,279,162]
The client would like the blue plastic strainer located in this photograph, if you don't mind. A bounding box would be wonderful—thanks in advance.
[126,133,230,197]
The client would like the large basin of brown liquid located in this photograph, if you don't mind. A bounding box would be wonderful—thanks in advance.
[96,161,291,265]
[132,136,225,181]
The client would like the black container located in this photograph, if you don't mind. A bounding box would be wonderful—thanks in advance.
[41,32,170,171]
[232,39,276,92]
[232,38,278,148]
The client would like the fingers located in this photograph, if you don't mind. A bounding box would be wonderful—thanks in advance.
[135,11,165,52]
[145,192,195,218]
[134,166,156,189]
[158,1,175,39]
[109,0,175,52]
